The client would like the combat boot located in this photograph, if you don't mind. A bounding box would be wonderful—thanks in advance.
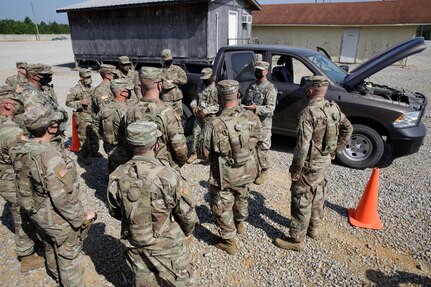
[214,237,238,255]
[254,169,269,185]
[274,238,304,251]
[235,221,245,235]
[20,253,45,273]
[307,228,318,239]
[187,153,197,164]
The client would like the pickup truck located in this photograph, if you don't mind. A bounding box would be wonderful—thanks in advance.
[178,37,427,169]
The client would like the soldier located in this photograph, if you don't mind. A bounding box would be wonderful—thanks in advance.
[5,61,28,93]
[93,64,118,114]
[160,49,187,119]
[11,107,97,286]
[197,80,262,255]
[275,76,352,251]
[121,66,188,170]
[243,61,278,185]
[99,79,134,173]
[66,68,100,164]
[0,86,45,272]
[107,120,198,287]
[187,67,219,164]
[117,56,142,102]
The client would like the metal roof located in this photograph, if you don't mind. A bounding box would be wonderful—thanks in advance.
[57,0,261,13]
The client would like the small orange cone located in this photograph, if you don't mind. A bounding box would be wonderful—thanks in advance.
[348,168,383,230]
[68,113,81,152]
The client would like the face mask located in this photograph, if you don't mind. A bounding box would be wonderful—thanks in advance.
[83,78,92,86]
[164,60,173,66]
[254,69,264,80]
[203,79,212,86]
[38,75,52,86]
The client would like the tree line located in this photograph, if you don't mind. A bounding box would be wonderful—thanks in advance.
[0,17,69,34]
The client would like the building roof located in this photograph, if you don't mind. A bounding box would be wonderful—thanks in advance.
[57,0,261,13]
[253,0,431,26]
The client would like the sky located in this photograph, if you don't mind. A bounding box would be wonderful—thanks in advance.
[0,0,380,24]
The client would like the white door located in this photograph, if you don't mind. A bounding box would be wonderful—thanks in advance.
[228,11,238,46]
[340,28,360,63]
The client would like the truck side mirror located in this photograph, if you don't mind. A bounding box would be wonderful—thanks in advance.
[300,76,311,87]
[340,65,349,73]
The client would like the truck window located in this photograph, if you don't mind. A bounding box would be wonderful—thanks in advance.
[222,51,255,83]
[271,54,293,83]
[292,58,314,85]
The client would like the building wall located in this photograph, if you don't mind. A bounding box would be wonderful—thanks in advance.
[252,25,417,64]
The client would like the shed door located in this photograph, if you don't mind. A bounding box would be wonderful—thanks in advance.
[228,11,238,46]
[340,28,360,63]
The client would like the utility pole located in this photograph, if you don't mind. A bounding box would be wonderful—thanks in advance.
[31,2,40,41]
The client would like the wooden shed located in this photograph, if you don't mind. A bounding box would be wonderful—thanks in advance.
[57,0,261,65]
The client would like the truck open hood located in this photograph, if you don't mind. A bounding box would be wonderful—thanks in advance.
[343,37,426,88]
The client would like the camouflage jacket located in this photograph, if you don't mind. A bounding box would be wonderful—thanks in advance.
[123,98,188,168]
[190,82,219,117]
[119,69,142,101]
[99,100,132,153]
[66,81,96,122]
[244,79,277,125]
[41,84,59,106]
[5,74,27,92]
[0,115,27,193]
[11,139,87,245]
[161,65,187,101]
[197,106,263,189]
[93,82,113,114]
[107,155,198,249]
[22,82,59,112]
[289,98,353,179]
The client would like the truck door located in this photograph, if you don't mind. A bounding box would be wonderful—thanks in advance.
[220,51,256,97]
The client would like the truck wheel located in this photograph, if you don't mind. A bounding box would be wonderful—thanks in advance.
[336,124,384,169]
[182,104,194,136]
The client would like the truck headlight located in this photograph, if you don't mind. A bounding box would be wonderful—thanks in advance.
[392,111,420,128]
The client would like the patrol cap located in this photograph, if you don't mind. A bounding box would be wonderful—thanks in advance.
[0,85,23,103]
[127,121,162,148]
[99,64,117,74]
[200,68,213,80]
[303,75,329,88]
[26,63,52,75]
[140,66,162,80]
[16,62,27,69]
[23,107,63,131]
[111,79,133,90]
[161,49,172,60]
[118,56,131,65]
[78,68,92,78]
[255,61,269,70]
[217,80,239,100]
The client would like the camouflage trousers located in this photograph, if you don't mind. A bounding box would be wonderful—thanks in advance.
[0,180,36,257]
[38,225,85,287]
[191,115,214,154]
[289,176,327,242]
[125,244,195,287]
[163,99,183,121]
[210,184,250,239]
[76,114,100,158]
[257,120,272,170]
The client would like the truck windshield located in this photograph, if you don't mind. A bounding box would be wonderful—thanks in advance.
[306,53,347,84]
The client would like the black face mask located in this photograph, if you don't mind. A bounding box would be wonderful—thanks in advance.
[203,79,212,86]
[39,75,52,86]
[254,70,264,80]
[164,60,173,66]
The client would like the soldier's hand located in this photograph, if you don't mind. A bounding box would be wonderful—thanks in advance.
[81,98,89,106]
[86,209,97,221]
[15,86,24,93]
[184,233,193,247]
[244,103,256,111]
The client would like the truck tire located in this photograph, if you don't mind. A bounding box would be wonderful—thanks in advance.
[336,124,384,169]
[182,104,194,136]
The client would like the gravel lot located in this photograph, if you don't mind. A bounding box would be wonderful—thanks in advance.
[0,40,430,287]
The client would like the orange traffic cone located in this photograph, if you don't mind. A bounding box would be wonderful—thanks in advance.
[68,113,81,152]
[348,168,383,230]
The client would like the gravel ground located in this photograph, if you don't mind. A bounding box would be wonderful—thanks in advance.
[0,40,430,287]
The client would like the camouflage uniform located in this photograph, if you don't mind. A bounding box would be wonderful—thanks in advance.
[108,121,198,287]
[5,62,28,93]
[189,68,219,155]
[99,79,135,172]
[65,69,100,159]
[118,56,142,102]
[244,61,277,172]
[288,76,352,242]
[197,80,262,241]
[11,107,94,286]
[93,64,118,114]
[160,49,187,119]
[118,67,188,171]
